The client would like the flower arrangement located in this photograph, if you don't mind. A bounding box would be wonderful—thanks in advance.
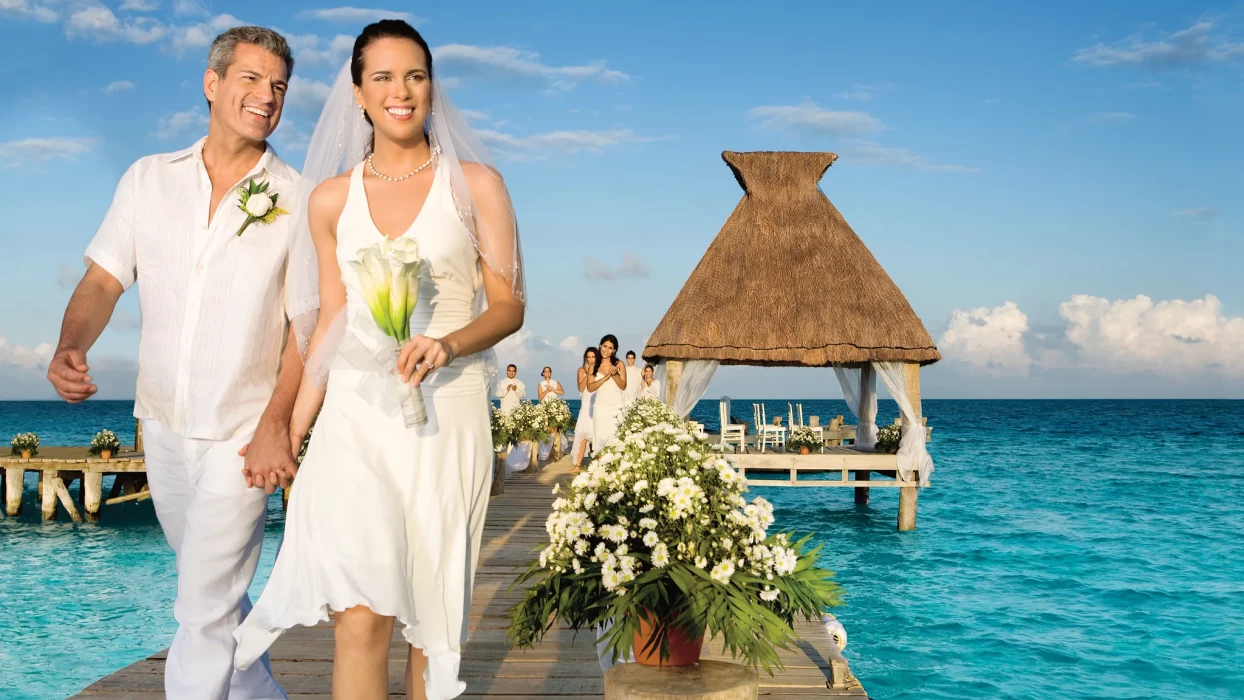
[491,407,516,452]
[510,401,549,445]
[540,396,574,434]
[507,421,844,671]
[615,396,682,439]
[235,178,290,236]
[11,432,39,457]
[89,429,122,457]
[347,238,428,427]
[876,424,901,454]
[786,426,823,454]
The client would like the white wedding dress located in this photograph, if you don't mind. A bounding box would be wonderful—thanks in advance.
[234,162,493,700]
[591,363,626,451]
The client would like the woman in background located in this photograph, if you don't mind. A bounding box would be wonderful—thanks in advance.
[587,334,626,451]
[640,364,660,399]
[537,366,564,402]
[570,347,598,474]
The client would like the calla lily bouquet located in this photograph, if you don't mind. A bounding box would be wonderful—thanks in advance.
[348,238,429,427]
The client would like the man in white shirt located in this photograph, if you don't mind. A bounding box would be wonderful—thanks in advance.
[46,27,298,700]
[497,364,526,412]
[623,350,643,404]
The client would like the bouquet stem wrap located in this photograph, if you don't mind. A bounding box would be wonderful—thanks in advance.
[337,315,428,428]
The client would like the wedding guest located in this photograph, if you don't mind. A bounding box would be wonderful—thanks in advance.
[537,366,564,402]
[640,364,661,399]
[570,347,598,474]
[623,350,642,404]
[497,364,525,412]
[587,335,626,450]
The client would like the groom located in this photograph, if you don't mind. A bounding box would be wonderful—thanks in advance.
[47,26,301,700]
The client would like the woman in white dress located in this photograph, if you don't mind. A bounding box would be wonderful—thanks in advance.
[537,366,564,402]
[233,20,524,700]
[640,364,661,399]
[570,346,597,474]
[588,334,627,452]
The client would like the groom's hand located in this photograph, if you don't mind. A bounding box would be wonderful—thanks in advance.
[48,347,97,403]
[239,420,298,495]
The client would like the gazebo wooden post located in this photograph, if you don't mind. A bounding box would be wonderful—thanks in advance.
[663,360,685,412]
[854,364,872,505]
[898,362,921,531]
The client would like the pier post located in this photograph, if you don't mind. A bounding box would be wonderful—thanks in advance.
[4,467,23,516]
[897,362,922,532]
[84,471,103,522]
[41,468,57,521]
[855,366,872,504]
[854,470,870,504]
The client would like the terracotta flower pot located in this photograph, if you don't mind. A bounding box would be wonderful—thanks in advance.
[100,450,112,461]
[21,450,31,459]
[633,614,704,667]
[799,445,811,455]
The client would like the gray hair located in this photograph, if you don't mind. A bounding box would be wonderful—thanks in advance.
[206,25,294,89]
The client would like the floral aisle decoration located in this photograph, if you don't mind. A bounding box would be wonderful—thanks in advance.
[491,406,516,453]
[540,396,574,434]
[512,401,550,445]
[615,396,683,439]
[875,424,901,454]
[11,432,39,458]
[786,426,823,455]
[507,421,844,671]
[89,429,122,459]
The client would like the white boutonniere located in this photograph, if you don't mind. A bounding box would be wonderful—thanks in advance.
[235,179,290,236]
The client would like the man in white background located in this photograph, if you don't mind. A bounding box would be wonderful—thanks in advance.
[623,350,642,404]
[45,27,298,700]
[497,363,526,412]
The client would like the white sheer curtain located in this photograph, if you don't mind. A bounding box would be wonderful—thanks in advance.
[653,360,719,419]
[873,361,934,487]
[833,365,877,450]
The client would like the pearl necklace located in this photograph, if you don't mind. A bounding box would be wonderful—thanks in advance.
[367,152,435,182]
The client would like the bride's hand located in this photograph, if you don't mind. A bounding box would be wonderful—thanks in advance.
[399,335,454,387]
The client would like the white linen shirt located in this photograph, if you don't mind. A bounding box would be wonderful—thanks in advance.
[496,378,526,413]
[85,137,301,440]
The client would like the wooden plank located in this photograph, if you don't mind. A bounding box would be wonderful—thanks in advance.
[54,476,84,523]
[72,457,866,698]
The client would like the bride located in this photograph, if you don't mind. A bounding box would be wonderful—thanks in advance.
[233,19,524,700]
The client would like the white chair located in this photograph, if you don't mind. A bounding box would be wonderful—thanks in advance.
[718,397,746,453]
[754,403,786,452]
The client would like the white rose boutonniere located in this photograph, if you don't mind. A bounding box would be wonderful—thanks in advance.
[236,179,290,236]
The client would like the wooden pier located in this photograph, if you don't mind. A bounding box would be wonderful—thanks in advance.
[71,457,865,698]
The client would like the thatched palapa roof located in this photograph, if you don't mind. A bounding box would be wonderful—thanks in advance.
[643,151,940,367]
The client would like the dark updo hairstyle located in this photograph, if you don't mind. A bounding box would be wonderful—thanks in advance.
[351,19,433,148]
[598,334,621,370]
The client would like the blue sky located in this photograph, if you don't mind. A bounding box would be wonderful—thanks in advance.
[1,0,1242,399]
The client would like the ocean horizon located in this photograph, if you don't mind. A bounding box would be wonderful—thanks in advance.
[2,399,1242,698]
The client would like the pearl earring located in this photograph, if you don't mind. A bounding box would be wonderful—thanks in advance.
[359,105,366,118]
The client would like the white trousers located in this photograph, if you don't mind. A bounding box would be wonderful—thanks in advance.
[143,419,286,700]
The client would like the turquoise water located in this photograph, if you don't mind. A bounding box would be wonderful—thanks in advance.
[2,400,1242,699]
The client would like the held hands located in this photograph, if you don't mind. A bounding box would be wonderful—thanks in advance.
[47,348,97,403]
[239,420,299,495]
[398,335,454,387]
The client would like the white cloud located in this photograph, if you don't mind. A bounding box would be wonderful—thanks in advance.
[288,32,354,67]
[66,6,167,44]
[584,252,651,281]
[172,0,207,16]
[494,328,554,370]
[459,109,489,123]
[0,137,98,167]
[112,308,141,330]
[296,7,422,24]
[1073,21,1244,68]
[1175,207,1218,221]
[285,75,333,113]
[477,127,659,158]
[57,264,80,290]
[844,141,979,173]
[749,103,884,136]
[0,336,54,370]
[169,13,242,54]
[154,108,208,139]
[271,120,312,154]
[1059,294,1244,377]
[432,44,629,89]
[835,82,897,101]
[103,80,135,95]
[0,0,57,22]
[120,0,159,10]
[559,336,581,352]
[938,302,1033,375]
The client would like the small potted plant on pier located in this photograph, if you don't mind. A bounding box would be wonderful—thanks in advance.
[90,429,121,460]
[11,432,39,459]
[876,424,901,454]
[507,419,844,671]
[787,426,823,455]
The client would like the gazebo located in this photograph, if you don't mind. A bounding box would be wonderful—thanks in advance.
[643,151,939,530]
